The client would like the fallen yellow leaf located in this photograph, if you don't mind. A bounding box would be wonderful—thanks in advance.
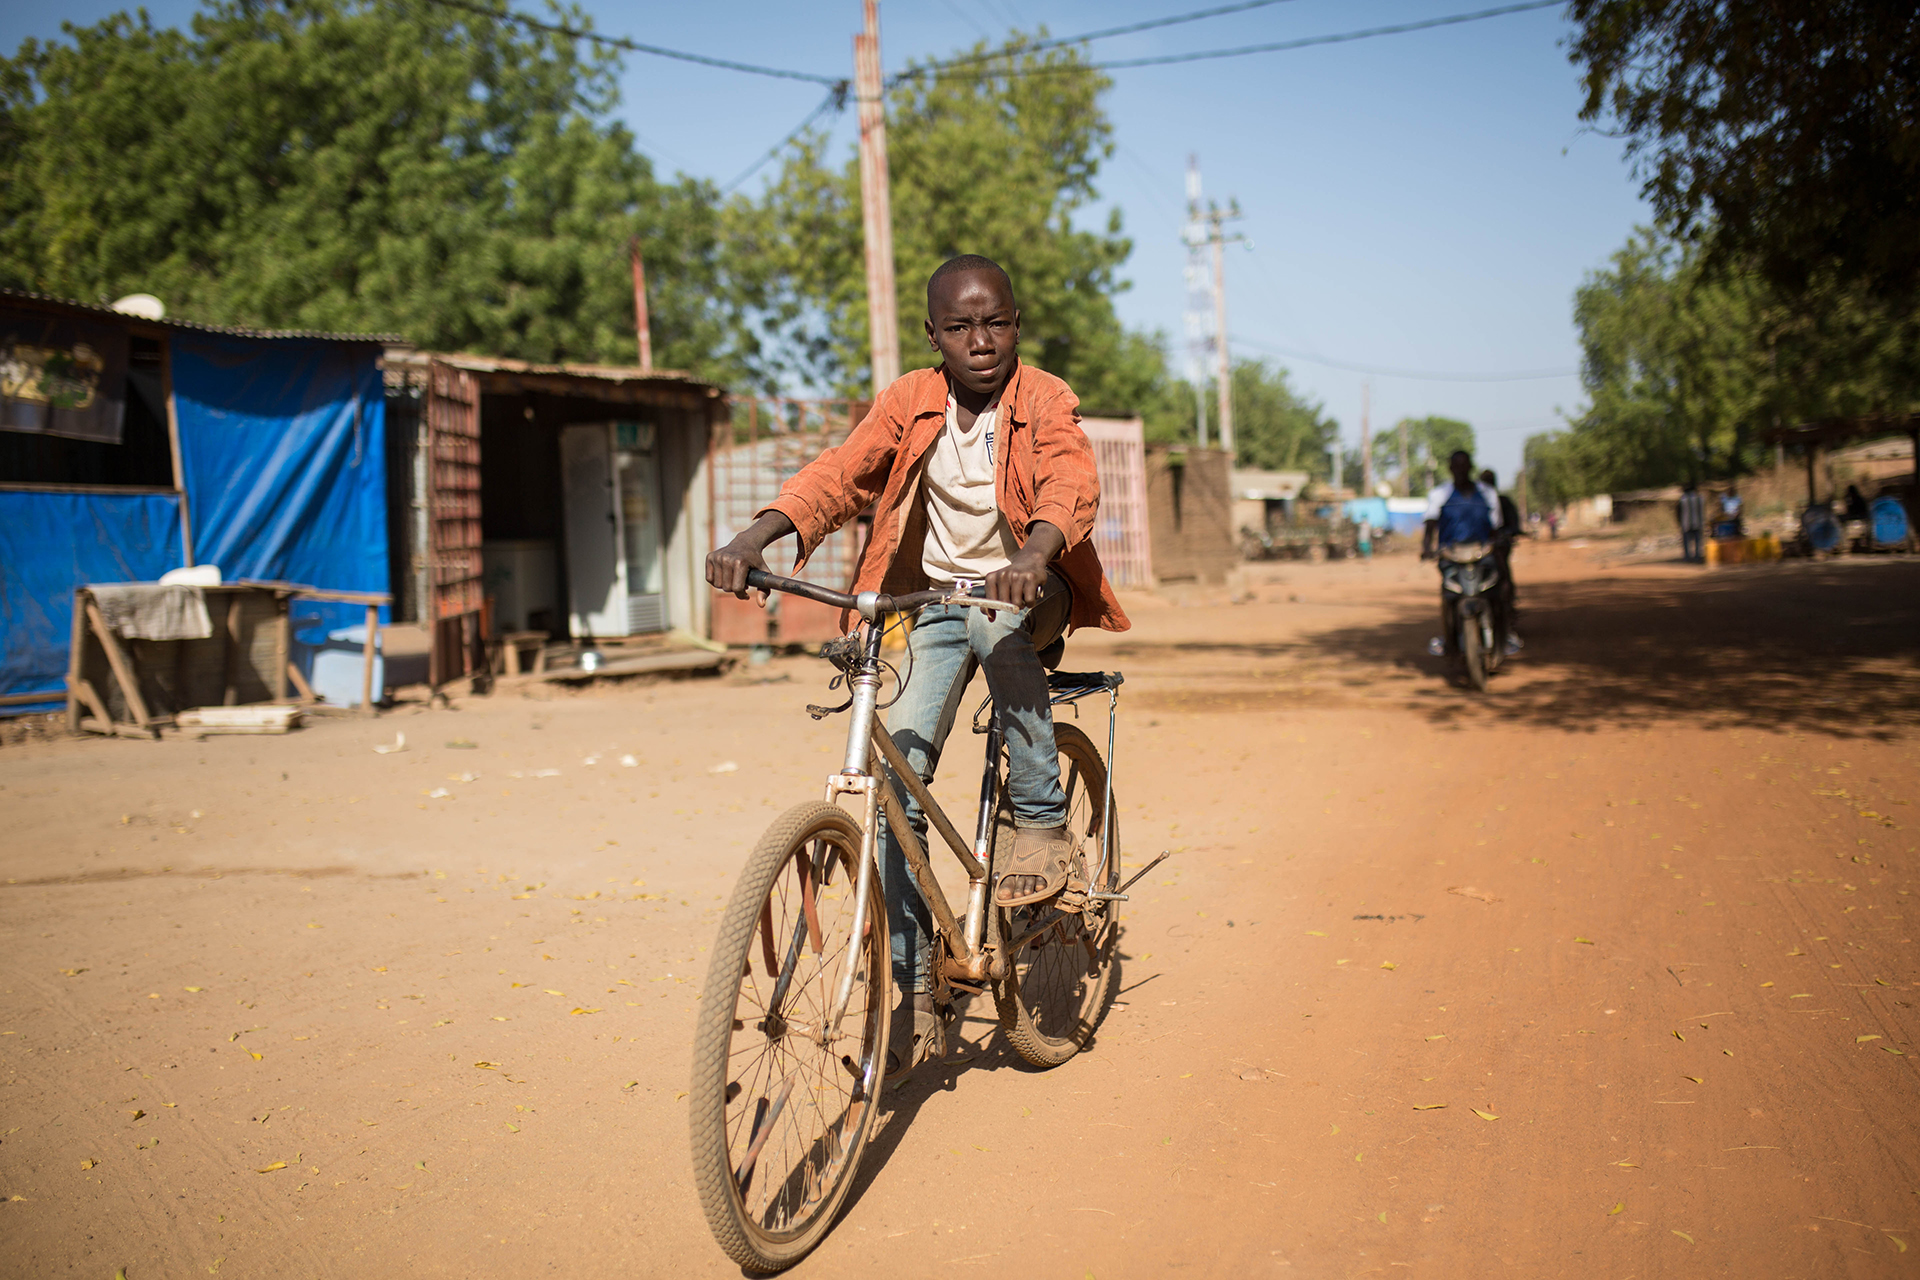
[1412,1103,1446,1110]
[1608,1203,1623,1215]
[255,1162,287,1174]
[185,986,203,993]
[1858,1034,1882,1043]
[1473,1109,1499,1121]
[1672,1230,1694,1244]
[1574,937,1595,945]
[1380,961,1397,970]
[81,1158,97,1170]
[569,1007,602,1016]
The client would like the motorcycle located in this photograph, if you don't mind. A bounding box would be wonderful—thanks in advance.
[1435,540,1502,691]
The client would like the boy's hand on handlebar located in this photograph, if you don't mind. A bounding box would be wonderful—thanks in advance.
[982,522,1067,617]
[706,539,770,605]
[706,512,798,606]
[983,551,1048,614]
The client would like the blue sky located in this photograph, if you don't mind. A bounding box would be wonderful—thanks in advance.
[4,0,1651,483]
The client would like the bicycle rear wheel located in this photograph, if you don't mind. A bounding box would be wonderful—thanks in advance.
[991,722,1120,1068]
[689,801,887,1272]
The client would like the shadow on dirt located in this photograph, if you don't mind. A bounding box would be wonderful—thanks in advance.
[1119,559,1920,740]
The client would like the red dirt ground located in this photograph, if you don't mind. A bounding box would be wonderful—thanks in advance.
[3,537,1917,1278]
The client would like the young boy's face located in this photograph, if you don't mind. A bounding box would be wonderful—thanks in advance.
[925,269,1020,399]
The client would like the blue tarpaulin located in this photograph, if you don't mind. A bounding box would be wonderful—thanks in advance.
[172,336,387,645]
[0,490,184,708]
[1,333,388,711]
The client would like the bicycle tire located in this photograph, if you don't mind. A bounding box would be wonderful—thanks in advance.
[1462,614,1489,692]
[990,722,1120,1068]
[689,801,888,1272]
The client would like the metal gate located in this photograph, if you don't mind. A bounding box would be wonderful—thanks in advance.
[1080,417,1154,587]
[425,361,486,688]
[709,398,868,645]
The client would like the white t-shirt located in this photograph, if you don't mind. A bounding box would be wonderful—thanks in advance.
[921,393,1018,584]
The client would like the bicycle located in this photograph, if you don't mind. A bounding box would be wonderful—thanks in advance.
[688,569,1166,1272]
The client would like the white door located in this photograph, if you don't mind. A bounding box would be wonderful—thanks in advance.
[561,424,627,637]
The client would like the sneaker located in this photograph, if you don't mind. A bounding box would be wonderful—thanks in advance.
[1504,634,1524,655]
[1426,637,1445,657]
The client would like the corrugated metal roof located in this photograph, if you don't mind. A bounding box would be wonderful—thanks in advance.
[385,347,725,397]
[0,288,405,343]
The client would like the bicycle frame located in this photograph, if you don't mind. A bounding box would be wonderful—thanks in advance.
[808,598,1122,1040]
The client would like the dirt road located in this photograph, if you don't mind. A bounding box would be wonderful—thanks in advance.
[4,540,1917,1278]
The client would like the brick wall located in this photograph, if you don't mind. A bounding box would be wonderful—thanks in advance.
[1145,446,1238,584]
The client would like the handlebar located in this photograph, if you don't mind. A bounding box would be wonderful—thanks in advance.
[743,569,1021,620]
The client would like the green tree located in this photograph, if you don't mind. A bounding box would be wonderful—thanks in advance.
[1372,415,1475,495]
[722,34,1153,411]
[1521,430,1590,508]
[1567,0,1920,299]
[1568,229,1765,489]
[1229,359,1339,474]
[1566,226,1920,492]
[0,0,742,380]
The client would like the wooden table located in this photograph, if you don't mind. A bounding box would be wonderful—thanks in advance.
[65,581,392,738]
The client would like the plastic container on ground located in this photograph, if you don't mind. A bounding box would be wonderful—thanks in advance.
[308,625,383,708]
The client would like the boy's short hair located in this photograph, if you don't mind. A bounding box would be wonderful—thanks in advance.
[927,254,1013,308]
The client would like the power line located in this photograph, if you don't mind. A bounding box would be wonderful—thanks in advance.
[1231,333,1578,383]
[719,86,849,195]
[417,0,844,85]
[933,0,1564,77]
[896,0,1307,79]
[1089,0,1561,69]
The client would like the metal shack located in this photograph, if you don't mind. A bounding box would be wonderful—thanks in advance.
[0,289,394,714]
[381,352,727,689]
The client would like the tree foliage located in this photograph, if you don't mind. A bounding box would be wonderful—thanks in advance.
[1228,359,1339,475]
[0,0,741,378]
[1567,0,1920,298]
[1557,227,1920,495]
[722,35,1150,410]
[1521,431,1589,510]
[1369,415,1476,495]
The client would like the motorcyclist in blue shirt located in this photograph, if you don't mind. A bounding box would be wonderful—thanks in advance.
[1419,449,1506,659]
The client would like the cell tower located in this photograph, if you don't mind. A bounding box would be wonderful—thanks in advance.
[1182,155,1212,448]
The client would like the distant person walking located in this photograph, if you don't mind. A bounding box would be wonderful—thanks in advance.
[1678,481,1705,563]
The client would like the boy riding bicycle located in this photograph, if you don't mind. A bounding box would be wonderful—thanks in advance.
[706,255,1130,1077]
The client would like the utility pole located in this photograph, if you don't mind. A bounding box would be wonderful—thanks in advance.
[628,236,653,373]
[854,0,899,396]
[1209,211,1236,458]
[1358,380,1372,497]
[1397,418,1410,496]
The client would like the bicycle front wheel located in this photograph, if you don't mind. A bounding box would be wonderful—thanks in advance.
[689,801,888,1272]
[1461,612,1489,691]
[991,722,1120,1068]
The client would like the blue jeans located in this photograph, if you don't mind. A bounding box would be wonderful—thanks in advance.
[880,576,1071,992]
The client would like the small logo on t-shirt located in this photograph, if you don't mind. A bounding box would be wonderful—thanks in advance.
[985,422,995,467]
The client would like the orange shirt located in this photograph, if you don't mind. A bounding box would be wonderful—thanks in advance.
[760,360,1130,635]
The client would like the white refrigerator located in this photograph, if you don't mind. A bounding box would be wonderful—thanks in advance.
[560,421,667,638]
